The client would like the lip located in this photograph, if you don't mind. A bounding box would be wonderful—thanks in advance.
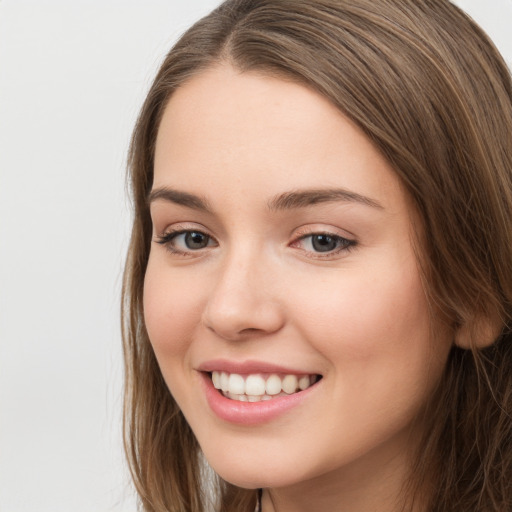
[197,358,315,376]
[198,360,321,426]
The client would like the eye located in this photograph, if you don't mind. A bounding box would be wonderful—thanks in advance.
[309,234,344,252]
[155,228,217,255]
[291,231,355,257]
[180,231,211,250]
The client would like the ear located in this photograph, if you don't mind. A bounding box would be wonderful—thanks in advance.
[454,310,503,349]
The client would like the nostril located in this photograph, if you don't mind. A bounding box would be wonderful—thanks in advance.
[202,281,285,341]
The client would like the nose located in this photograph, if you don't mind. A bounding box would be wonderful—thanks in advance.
[202,251,285,341]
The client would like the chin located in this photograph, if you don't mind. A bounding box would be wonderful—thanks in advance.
[205,452,309,490]
[215,470,288,490]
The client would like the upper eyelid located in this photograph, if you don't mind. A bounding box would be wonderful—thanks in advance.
[156,222,213,236]
[154,228,217,257]
[292,224,356,241]
[155,230,353,261]
[154,224,356,246]
[292,232,354,247]
[291,233,356,260]
[158,227,217,242]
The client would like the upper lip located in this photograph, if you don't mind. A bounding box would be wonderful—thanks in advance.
[196,359,319,376]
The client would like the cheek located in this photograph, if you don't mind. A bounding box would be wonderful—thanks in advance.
[142,259,210,415]
[291,263,450,451]
[293,261,434,369]
[143,258,203,357]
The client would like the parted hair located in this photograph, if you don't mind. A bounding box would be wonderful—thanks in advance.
[122,1,512,510]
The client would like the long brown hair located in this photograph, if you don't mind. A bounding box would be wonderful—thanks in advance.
[122,1,512,510]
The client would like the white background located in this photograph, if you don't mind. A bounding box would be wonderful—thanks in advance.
[0,1,511,511]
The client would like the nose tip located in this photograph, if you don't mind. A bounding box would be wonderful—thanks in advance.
[204,301,284,341]
[201,260,285,341]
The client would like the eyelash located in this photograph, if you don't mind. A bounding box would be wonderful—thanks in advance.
[155,228,217,256]
[292,230,356,259]
[154,227,356,259]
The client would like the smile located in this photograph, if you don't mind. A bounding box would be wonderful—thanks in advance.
[211,371,320,402]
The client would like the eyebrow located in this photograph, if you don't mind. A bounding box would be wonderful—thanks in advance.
[267,188,383,211]
[148,187,212,212]
[148,186,383,212]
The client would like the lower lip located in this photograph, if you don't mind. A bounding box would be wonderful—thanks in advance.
[200,372,318,425]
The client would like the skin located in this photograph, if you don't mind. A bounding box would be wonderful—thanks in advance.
[144,63,453,512]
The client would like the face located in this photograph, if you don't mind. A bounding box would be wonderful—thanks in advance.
[144,64,452,494]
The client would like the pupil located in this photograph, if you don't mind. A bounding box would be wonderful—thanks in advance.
[185,232,208,249]
[312,234,337,252]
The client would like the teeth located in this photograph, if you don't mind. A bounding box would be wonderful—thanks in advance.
[282,374,298,394]
[212,371,221,389]
[211,371,318,402]
[245,374,266,395]
[299,375,310,390]
[265,374,282,395]
[220,372,229,392]
[228,373,245,394]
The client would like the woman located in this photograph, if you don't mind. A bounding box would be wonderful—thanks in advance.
[122,1,512,510]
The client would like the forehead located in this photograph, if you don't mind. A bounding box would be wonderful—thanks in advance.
[153,63,406,215]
